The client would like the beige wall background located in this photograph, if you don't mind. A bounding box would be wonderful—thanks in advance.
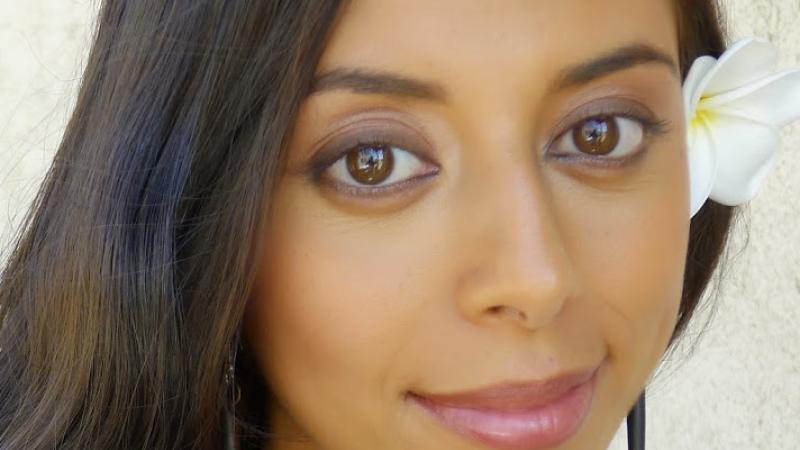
[1,1,798,449]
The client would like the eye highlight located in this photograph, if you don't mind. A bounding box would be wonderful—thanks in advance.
[343,143,395,185]
[544,99,671,168]
[320,140,439,197]
[304,120,440,199]
[550,115,643,160]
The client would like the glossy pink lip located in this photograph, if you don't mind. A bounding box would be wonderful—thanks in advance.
[407,365,600,450]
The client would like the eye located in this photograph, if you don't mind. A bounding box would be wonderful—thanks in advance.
[317,140,439,196]
[549,115,646,162]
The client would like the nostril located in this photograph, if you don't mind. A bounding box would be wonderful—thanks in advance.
[489,305,527,321]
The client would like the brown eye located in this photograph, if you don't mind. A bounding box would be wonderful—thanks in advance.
[550,115,645,162]
[345,144,394,185]
[572,116,620,155]
[320,140,437,194]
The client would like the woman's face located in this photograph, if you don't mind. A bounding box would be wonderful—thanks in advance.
[244,0,689,449]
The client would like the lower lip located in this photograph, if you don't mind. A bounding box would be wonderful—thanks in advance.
[408,370,597,450]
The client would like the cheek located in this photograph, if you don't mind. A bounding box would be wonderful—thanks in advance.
[558,146,690,381]
[588,202,687,348]
[252,227,415,379]
[243,183,431,440]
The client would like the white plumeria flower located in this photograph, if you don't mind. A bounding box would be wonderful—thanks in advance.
[684,37,800,217]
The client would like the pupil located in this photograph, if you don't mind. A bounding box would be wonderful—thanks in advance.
[572,116,618,155]
[582,119,608,142]
[346,144,394,184]
[356,146,384,170]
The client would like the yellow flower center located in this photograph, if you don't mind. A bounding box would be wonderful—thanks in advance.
[690,97,716,129]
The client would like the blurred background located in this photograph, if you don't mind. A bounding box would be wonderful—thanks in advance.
[0,1,798,449]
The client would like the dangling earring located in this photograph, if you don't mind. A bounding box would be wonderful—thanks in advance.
[223,344,242,450]
[626,390,646,450]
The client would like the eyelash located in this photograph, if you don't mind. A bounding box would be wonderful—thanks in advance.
[306,108,671,198]
[546,105,671,168]
[307,134,439,198]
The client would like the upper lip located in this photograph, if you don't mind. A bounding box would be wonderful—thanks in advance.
[409,365,599,412]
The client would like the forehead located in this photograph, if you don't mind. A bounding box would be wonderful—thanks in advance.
[315,0,679,94]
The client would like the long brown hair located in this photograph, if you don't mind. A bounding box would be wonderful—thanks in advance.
[0,1,733,449]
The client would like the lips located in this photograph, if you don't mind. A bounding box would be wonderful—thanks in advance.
[409,366,597,412]
[406,364,601,450]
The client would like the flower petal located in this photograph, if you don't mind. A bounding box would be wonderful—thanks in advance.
[704,114,781,206]
[703,37,778,97]
[683,55,718,121]
[703,69,800,127]
[687,121,718,217]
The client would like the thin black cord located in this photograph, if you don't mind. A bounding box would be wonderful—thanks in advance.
[626,390,646,450]
[224,330,242,450]
[223,403,238,450]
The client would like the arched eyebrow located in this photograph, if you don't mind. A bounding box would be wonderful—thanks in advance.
[308,41,679,103]
[551,43,679,90]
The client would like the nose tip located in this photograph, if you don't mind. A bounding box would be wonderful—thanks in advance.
[464,263,572,332]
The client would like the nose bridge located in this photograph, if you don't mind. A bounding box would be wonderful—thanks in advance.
[455,132,575,332]
[499,167,561,270]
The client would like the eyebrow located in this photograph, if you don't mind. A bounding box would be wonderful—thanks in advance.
[308,42,679,103]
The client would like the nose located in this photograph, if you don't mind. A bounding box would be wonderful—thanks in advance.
[455,157,576,333]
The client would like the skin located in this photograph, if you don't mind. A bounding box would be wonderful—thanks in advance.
[243,0,690,449]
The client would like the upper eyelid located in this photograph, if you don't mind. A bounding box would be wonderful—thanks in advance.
[541,99,668,154]
[549,97,659,135]
[305,122,436,180]
[315,111,434,152]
